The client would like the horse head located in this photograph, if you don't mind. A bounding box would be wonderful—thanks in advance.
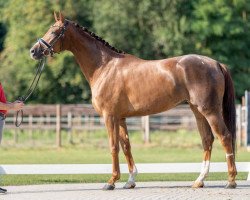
[30,11,68,60]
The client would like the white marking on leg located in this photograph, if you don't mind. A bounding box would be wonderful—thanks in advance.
[128,165,138,183]
[226,153,234,158]
[195,160,210,182]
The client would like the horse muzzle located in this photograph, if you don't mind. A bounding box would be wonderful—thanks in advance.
[30,45,45,60]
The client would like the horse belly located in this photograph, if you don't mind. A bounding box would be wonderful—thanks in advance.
[123,75,185,117]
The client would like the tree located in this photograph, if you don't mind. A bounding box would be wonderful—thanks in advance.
[91,0,193,59]
[0,0,8,52]
[0,23,6,52]
[191,0,250,99]
[0,0,92,103]
[0,0,249,103]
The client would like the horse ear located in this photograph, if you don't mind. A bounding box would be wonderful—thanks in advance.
[59,11,65,23]
[54,11,59,22]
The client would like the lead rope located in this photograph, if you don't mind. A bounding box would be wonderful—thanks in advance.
[15,57,46,127]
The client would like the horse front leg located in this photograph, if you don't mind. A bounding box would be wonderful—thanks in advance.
[119,118,137,189]
[103,114,120,190]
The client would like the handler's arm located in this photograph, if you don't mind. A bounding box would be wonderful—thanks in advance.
[0,101,24,111]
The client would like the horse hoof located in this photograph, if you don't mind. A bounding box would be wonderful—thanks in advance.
[103,183,115,190]
[225,182,237,189]
[192,181,204,188]
[123,181,136,189]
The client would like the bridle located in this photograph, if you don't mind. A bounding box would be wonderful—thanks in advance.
[38,20,68,57]
[15,21,69,126]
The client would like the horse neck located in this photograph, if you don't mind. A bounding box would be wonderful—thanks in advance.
[66,26,114,85]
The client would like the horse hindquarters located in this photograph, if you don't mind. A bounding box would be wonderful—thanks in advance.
[203,64,237,188]
[189,63,237,188]
[180,55,237,188]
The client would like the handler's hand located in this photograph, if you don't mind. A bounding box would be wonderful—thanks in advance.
[11,101,24,111]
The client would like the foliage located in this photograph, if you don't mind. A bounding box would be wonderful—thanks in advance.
[0,0,249,103]
[0,0,91,103]
[0,23,6,52]
[191,0,250,98]
[92,0,192,58]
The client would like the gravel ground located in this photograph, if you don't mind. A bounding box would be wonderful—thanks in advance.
[1,181,250,200]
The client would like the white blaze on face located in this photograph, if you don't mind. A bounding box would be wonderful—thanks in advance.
[195,160,210,182]
[128,165,138,183]
[33,41,39,47]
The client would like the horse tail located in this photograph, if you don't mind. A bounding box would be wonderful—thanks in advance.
[218,63,236,156]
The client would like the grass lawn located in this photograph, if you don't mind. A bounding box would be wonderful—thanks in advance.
[0,129,249,185]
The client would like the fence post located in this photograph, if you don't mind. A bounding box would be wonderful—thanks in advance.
[28,114,33,142]
[142,116,150,143]
[86,115,90,132]
[245,91,250,150]
[67,112,73,144]
[236,105,242,147]
[56,104,62,147]
[13,115,18,144]
[241,96,247,147]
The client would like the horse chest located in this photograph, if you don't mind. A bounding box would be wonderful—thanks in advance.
[91,83,121,115]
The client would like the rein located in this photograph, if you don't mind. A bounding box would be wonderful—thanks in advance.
[15,57,46,127]
[15,21,69,127]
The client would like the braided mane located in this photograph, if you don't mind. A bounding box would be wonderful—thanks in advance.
[72,21,125,54]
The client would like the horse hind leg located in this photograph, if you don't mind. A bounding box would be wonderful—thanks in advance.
[119,118,137,189]
[198,108,237,188]
[190,105,214,188]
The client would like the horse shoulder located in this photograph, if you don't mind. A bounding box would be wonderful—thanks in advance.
[91,67,124,115]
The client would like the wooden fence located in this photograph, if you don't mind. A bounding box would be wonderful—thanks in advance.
[5,104,196,146]
[4,91,250,148]
[6,104,197,130]
[237,91,250,150]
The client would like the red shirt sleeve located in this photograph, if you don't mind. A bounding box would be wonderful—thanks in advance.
[0,83,8,114]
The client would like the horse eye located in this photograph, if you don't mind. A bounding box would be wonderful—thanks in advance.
[51,31,56,35]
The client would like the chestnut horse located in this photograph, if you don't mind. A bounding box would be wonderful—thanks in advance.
[30,12,237,190]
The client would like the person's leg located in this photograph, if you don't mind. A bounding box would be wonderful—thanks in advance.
[0,119,5,144]
[0,119,7,193]
[0,187,7,193]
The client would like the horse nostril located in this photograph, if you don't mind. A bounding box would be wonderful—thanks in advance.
[30,49,35,54]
